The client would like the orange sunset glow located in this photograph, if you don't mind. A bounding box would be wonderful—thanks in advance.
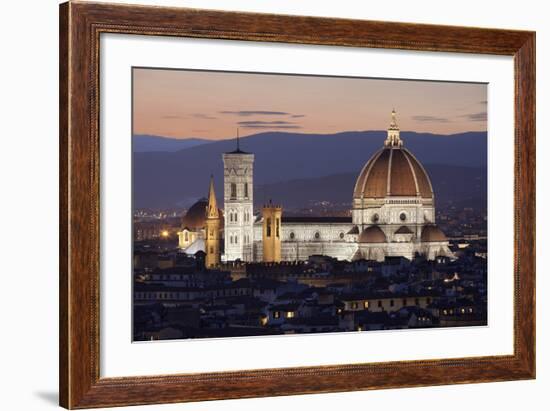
[133,68,487,140]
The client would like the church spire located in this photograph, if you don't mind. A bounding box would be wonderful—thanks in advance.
[384,108,403,147]
[207,175,219,219]
[205,175,221,268]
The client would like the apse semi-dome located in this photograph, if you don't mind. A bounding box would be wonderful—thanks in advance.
[421,225,447,242]
[358,225,387,243]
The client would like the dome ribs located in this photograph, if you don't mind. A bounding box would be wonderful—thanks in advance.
[363,148,391,198]
[404,149,433,198]
[389,149,417,196]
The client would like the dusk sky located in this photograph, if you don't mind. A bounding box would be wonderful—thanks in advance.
[133,68,487,140]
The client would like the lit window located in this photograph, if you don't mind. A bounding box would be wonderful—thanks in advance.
[286,311,295,319]
[364,301,369,309]
[273,311,280,319]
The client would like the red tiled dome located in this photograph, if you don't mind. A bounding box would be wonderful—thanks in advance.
[181,199,207,230]
[353,147,433,200]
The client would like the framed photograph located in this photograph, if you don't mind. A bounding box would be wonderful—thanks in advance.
[59,2,535,409]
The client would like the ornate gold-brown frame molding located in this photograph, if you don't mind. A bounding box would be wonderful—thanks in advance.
[59,1,535,408]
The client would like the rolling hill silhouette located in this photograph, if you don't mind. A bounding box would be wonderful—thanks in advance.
[133,135,210,152]
[132,130,487,209]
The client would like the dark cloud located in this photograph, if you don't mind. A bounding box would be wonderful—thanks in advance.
[161,115,185,120]
[240,124,302,129]
[291,114,306,118]
[192,113,217,120]
[460,111,487,122]
[238,120,295,126]
[412,115,451,123]
[238,120,301,129]
[480,100,488,105]
[219,110,290,116]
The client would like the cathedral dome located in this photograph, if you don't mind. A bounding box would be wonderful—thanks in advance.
[421,225,447,242]
[358,226,387,243]
[181,199,208,230]
[353,110,433,201]
[353,147,433,200]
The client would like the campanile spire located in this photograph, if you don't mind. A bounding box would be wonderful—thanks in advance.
[205,175,221,268]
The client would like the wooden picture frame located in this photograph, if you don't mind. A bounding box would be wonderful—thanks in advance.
[59,1,535,408]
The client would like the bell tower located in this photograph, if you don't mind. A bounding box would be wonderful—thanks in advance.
[205,176,221,268]
[222,130,255,262]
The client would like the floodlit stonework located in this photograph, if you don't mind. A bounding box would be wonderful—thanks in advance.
[179,111,454,263]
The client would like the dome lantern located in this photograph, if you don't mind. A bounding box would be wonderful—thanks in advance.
[384,108,403,148]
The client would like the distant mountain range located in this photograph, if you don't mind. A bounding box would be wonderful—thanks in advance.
[133,135,210,152]
[256,165,487,210]
[132,130,487,209]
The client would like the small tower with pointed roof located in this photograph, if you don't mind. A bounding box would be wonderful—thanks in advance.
[205,175,221,268]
